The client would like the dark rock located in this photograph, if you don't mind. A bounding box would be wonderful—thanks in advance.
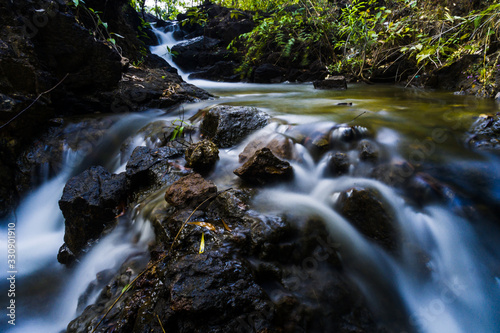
[164,173,217,208]
[336,187,397,251]
[57,243,76,266]
[185,139,219,175]
[358,139,379,162]
[313,76,347,90]
[188,61,240,82]
[199,105,270,148]
[370,160,415,187]
[253,63,286,83]
[327,152,350,176]
[58,166,128,258]
[171,36,223,72]
[285,122,335,158]
[126,145,186,193]
[239,134,296,164]
[234,148,294,185]
[467,114,500,150]
[407,172,456,206]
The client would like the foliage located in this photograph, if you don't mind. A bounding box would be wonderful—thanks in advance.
[70,0,124,57]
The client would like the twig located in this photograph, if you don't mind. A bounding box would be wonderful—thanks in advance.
[0,73,69,130]
[348,111,367,123]
[157,315,166,333]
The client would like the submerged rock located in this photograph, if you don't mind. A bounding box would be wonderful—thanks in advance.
[358,139,380,162]
[467,114,500,150]
[336,187,397,251]
[164,173,217,208]
[239,134,296,164]
[185,139,219,174]
[58,166,127,259]
[199,105,270,148]
[327,152,350,176]
[254,63,286,83]
[234,148,293,185]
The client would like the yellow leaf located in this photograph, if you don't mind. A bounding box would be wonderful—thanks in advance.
[221,218,232,232]
[199,232,205,254]
[188,221,216,231]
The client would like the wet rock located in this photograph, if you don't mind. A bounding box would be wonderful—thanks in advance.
[234,148,293,185]
[313,76,347,90]
[336,187,396,251]
[185,139,219,175]
[126,145,186,193]
[254,63,286,83]
[407,172,456,205]
[370,160,415,187]
[57,243,76,266]
[358,139,379,162]
[199,105,270,148]
[188,61,240,82]
[330,125,370,145]
[239,134,296,164]
[164,173,217,208]
[171,36,223,72]
[59,166,128,258]
[467,114,500,150]
[327,152,350,176]
[286,122,335,158]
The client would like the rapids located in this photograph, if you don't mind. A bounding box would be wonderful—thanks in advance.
[1,24,499,333]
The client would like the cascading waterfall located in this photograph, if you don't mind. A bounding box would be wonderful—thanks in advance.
[255,149,500,332]
[1,22,499,333]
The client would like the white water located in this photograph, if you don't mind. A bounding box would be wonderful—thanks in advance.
[1,24,498,333]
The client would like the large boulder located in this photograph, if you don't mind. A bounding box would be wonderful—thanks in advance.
[234,148,293,185]
[171,36,223,72]
[59,166,127,259]
[253,63,286,83]
[336,187,397,251]
[199,105,270,148]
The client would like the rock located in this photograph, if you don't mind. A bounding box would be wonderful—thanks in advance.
[467,114,500,150]
[253,63,286,83]
[164,173,217,208]
[336,187,396,251]
[406,172,455,206]
[171,36,223,72]
[199,105,270,148]
[370,160,415,187]
[234,148,293,185]
[188,61,240,82]
[57,243,76,266]
[59,166,128,258]
[495,92,500,101]
[313,76,347,90]
[126,145,186,193]
[327,152,350,176]
[185,139,219,174]
[239,134,296,164]
[358,139,379,162]
[286,122,335,158]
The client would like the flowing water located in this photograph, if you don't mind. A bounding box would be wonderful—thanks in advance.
[1,25,500,333]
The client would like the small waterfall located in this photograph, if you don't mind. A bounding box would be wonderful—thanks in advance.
[256,158,500,332]
[150,24,187,79]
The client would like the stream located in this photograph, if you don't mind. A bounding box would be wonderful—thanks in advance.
[1,24,500,333]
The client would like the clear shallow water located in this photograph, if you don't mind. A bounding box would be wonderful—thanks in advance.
[1,26,499,333]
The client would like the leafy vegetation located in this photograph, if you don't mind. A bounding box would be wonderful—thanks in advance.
[228,0,499,94]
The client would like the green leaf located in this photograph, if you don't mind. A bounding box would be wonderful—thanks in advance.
[102,22,108,29]
[72,0,79,6]
[121,284,130,294]
[199,233,205,254]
